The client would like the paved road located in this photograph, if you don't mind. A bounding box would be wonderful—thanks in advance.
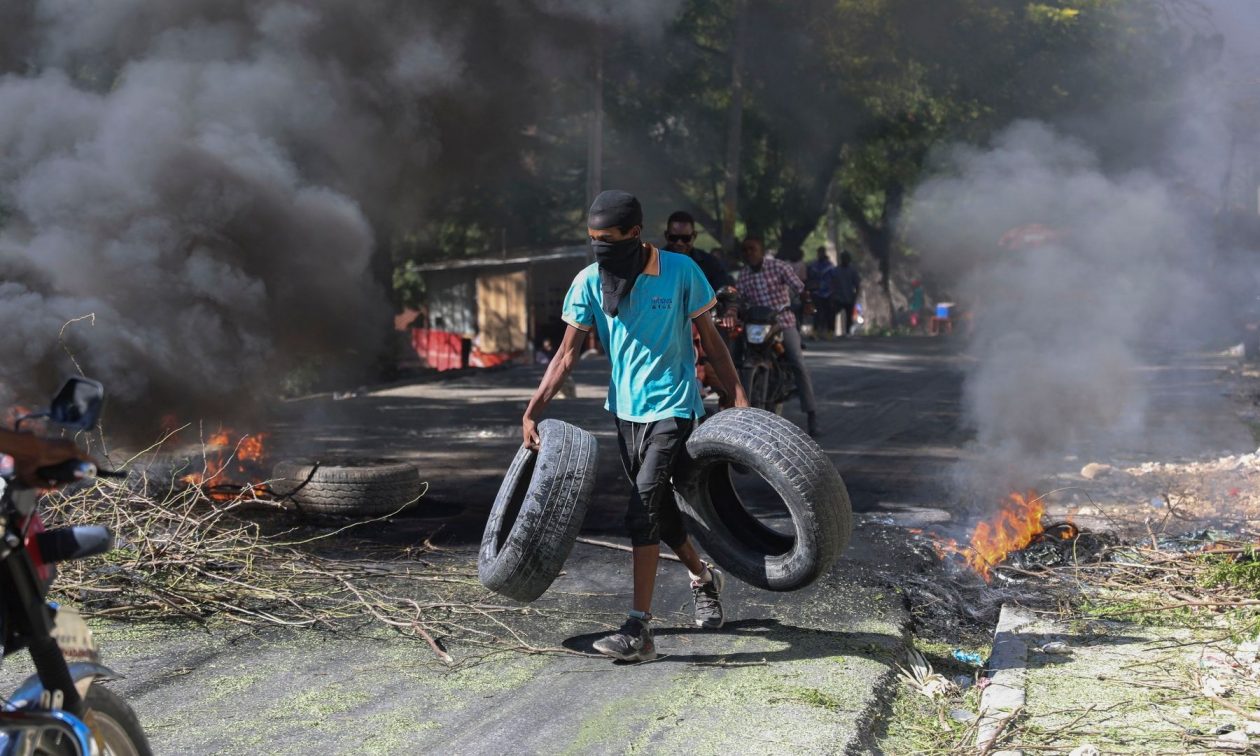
[55,337,947,754]
[7,337,1250,753]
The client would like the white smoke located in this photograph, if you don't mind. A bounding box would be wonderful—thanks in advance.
[904,1,1260,492]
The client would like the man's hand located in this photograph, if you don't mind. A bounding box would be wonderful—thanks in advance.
[521,325,586,451]
[718,307,738,331]
[522,416,540,450]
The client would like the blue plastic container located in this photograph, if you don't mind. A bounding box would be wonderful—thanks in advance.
[935,302,953,319]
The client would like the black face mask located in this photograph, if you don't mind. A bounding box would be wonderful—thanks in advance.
[592,236,647,317]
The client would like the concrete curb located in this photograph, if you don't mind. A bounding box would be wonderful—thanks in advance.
[977,603,1035,753]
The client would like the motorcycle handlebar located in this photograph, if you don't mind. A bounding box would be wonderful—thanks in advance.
[0,427,99,489]
[33,460,97,486]
[34,525,113,563]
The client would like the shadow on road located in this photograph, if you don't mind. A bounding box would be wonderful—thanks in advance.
[561,617,902,666]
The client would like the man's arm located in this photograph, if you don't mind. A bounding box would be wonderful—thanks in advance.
[781,260,813,315]
[522,324,587,448]
[781,259,806,295]
[696,311,749,409]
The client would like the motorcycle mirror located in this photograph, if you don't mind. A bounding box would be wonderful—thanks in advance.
[47,377,105,431]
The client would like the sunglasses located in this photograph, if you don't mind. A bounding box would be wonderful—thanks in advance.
[666,234,695,243]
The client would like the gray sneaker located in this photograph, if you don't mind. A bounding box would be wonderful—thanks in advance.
[593,616,657,661]
[691,564,725,629]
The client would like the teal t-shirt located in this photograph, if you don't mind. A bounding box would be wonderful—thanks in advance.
[562,246,717,422]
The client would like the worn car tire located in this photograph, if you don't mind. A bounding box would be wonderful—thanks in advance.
[676,408,851,591]
[271,459,422,516]
[479,420,598,602]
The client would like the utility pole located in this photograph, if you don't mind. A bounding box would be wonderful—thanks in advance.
[720,2,749,254]
[586,34,605,211]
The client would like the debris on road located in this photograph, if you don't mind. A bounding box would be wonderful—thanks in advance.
[952,649,984,666]
[898,648,958,699]
[1079,462,1116,480]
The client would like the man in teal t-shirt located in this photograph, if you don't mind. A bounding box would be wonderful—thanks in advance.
[523,190,748,662]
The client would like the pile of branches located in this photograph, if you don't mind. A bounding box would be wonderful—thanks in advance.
[901,528,1260,641]
[1045,537,1260,622]
[40,471,567,667]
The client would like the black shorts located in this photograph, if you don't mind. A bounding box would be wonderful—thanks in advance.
[615,416,695,549]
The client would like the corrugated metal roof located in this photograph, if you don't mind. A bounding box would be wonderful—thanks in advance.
[409,245,590,272]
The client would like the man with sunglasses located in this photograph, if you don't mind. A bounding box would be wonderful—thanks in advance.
[662,211,732,293]
[663,211,740,401]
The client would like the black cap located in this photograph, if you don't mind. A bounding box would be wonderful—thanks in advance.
[587,190,643,231]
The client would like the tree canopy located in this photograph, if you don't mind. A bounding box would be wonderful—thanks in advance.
[374,2,1232,308]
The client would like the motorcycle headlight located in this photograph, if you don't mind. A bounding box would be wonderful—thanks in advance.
[746,325,770,344]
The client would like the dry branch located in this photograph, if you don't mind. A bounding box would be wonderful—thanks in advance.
[41,470,559,668]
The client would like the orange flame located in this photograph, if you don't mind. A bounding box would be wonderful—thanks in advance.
[927,490,1048,581]
[180,428,271,501]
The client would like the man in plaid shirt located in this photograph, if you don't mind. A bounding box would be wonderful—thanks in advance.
[733,236,819,436]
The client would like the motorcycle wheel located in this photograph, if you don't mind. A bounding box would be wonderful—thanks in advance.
[28,685,151,756]
[745,365,770,411]
[82,685,152,756]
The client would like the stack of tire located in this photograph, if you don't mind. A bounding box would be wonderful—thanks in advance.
[478,408,851,601]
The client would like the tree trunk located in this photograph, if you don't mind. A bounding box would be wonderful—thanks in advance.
[720,2,748,253]
[878,185,904,324]
[585,38,604,209]
[839,184,903,327]
[824,175,841,258]
[777,223,813,262]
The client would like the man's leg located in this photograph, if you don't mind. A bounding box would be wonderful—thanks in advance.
[782,325,817,412]
[781,326,818,434]
[631,544,659,615]
[642,418,728,629]
[819,300,836,338]
[621,417,670,614]
[595,419,663,661]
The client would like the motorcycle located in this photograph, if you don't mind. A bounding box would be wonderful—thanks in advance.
[738,305,797,414]
[0,377,151,756]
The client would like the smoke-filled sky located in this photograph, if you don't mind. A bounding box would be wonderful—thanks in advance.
[0,0,678,423]
[905,0,1260,493]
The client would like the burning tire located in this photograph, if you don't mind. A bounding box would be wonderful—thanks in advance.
[675,408,851,591]
[478,420,597,602]
[271,459,423,516]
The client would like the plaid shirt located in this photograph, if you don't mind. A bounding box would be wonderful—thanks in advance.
[736,256,805,329]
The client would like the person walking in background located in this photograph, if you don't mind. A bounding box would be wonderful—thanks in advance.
[806,246,838,339]
[735,236,819,436]
[834,250,861,337]
[908,279,926,331]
